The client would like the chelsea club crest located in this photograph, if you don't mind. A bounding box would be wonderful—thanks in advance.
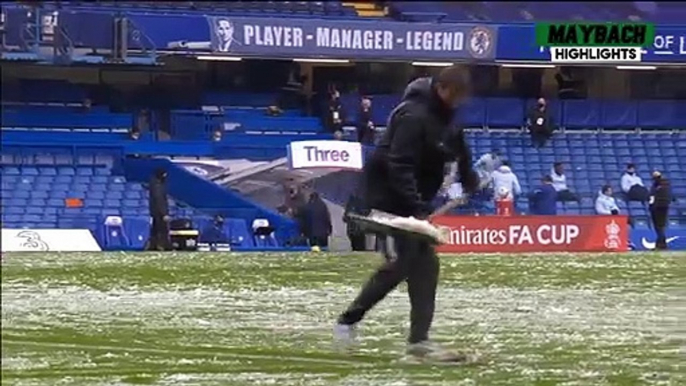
[467,27,494,59]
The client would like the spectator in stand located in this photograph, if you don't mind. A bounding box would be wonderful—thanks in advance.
[474,149,502,188]
[526,97,554,148]
[550,162,580,202]
[529,175,557,215]
[357,97,375,144]
[595,185,620,215]
[82,98,92,113]
[649,171,671,250]
[326,88,344,135]
[491,161,521,201]
[129,126,141,141]
[620,163,649,202]
[212,128,222,142]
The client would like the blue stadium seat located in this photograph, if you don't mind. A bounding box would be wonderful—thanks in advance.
[91,184,108,192]
[77,167,94,176]
[87,191,106,199]
[22,167,39,175]
[104,199,120,208]
[85,199,104,207]
[108,191,124,200]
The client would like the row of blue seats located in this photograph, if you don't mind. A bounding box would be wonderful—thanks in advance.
[2,208,194,218]
[1,153,115,166]
[99,215,274,250]
[1,166,112,176]
[2,186,143,196]
[1,130,325,145]
[341,96,686,129]
[2,110,133,129]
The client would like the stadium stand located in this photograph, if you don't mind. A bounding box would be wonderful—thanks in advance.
[21,1,363,19]
[314,131,686,224]
[388,1,686,23]
[0,162,263,250]
[1,1,684,251]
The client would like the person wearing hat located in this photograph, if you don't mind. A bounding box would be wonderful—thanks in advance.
[620,163,649,202]
[649,171,671,250]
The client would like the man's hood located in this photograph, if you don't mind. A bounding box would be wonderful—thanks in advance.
[598,190,611,198]
[401,77,454,123]
[496,165,512,174]
[402,77,433,102]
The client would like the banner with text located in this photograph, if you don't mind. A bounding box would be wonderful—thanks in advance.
[1,229,102,252]
[288,140,363,170]
[126,14,497,60]
[432,215,628,253]
[496,25,686,63]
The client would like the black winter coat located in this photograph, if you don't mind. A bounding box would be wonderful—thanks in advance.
[650,178,671,210]
[148,175,169,217]
[362,77,473,217]
[305,196,332,238]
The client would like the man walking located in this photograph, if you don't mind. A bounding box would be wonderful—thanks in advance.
[649,171,671,250]
[334,66,479,363]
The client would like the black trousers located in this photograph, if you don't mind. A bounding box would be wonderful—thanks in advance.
[348,232,367,251]
[148,215,170,251]
[531,130,551,148]
[651,207,669,250]
[309,236,329,248]
[338,234,439,344]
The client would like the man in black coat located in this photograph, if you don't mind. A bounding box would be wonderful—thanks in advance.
[305,192,332,248]
[527,98,554,148]
[334,66,479,363]
[649,171,671,250]
[147,168,171,251]
[357,97,375,145]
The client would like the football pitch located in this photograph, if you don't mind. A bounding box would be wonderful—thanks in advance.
[2,251,685,386]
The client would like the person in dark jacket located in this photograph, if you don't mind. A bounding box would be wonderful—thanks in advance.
[529,175,557,215]
[147,168,171,251]
[344,194,367,251]
[649,171,671,250]
[334,66,479,363]
[527,98,554,148]
[305,192,332,248]
[325,88,344,134]
[357,97,375,145]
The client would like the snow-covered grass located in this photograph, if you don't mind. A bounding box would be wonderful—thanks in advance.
[2,252,685,385]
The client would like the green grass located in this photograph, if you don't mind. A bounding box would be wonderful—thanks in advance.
[2,252,685,385]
